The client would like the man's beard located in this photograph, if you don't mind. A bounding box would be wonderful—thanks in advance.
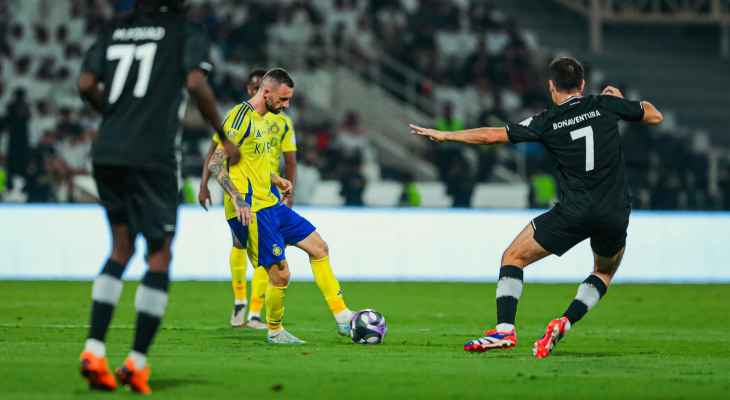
[265,98,281,114]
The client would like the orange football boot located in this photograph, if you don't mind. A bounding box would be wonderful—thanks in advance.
[80,351,117,391]
[116,358,152,395]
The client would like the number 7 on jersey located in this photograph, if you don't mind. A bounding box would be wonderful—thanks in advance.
[570,126,595,172]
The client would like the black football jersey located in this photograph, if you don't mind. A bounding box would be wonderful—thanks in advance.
[81,13,212,171]
[506,95,644,215]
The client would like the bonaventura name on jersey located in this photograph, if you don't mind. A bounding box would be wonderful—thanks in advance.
[552,110,602,130]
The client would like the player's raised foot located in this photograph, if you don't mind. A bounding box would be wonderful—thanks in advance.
[463,329,517,353]
[80,351,117,391]
[533,317,570,359]
[245,316,268,330]
[267,329,306,344]
[230,304,247,328]
[116,358,152,395]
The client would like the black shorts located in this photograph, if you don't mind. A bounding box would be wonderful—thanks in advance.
[532,203,630,257]
[93,164,179,241]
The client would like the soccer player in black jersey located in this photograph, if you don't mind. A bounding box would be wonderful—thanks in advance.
[410,57,663,358]
[77,0,238,393]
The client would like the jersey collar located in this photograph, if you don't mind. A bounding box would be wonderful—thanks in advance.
[558,95,583,106]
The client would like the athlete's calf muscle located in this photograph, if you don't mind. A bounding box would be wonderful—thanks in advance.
[593,247,625,282]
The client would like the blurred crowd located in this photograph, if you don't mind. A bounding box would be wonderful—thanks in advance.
[0,0,727,209]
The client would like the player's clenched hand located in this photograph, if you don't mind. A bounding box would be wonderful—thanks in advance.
[602,85,624,99]
[233,193,252,225]
[198,185,211,211]
[272,175,293,197]
[222,140,241,165]
[409,124,446,142]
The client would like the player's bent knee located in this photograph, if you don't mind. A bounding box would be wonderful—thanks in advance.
[268,263,290,286]
[313,240,329,259]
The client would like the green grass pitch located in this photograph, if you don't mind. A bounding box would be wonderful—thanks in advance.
[0,281,728,399]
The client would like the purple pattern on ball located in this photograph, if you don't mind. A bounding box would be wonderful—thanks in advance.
[351,309,387,343]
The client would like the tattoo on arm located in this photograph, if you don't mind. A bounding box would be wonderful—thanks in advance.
[209,147,242,202]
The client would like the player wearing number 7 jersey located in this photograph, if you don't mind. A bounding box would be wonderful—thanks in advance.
[76,0,239,394]
[410,57,663,358]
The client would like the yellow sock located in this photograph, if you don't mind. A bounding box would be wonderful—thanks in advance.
[230,247,247,303]
[249,266,268,316]
[311,256,347,315]
[265,284,287,331]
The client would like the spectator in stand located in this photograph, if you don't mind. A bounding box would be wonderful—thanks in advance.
[435,102,464,132]
[445,155,476,208]
[55,127,92,202]
[57,107,83,139]
[24,147,55,203]
[332,110,380,182]
[3,88,31,190]
[462,37,492,86]
[398,171,421,207]
[296,145,323,205]
[339,152,366,207]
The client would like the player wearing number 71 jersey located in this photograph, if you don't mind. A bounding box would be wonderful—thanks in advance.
[76,0,239,394]
[410,57,663,358]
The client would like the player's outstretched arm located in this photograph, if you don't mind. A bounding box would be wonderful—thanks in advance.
[409,124,509,145]
[186,70,241,165]
[602,85,663,125]
[209,146,251,224]
[78,72,104,113]
[198,141,217,211]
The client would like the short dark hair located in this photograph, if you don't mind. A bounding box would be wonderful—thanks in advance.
[263,68,294,88]
[548,57,584,92]
[247,69,266,84]
[135,0,187,14]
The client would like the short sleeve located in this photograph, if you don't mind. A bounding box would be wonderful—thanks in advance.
[182,23,213,75]
[599,95,644,122]
[506,113,547,143]
[81,39,105,78]
[280,115,297,152]
[214,105,248,145]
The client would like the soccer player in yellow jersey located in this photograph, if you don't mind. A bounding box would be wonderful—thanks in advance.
[199,69,298,329]
[207,68,353,343]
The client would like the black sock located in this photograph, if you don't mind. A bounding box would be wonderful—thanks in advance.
[88,259,126,341]
[132,271,170,354]
[496,265,524,327]
[563,274,608,325]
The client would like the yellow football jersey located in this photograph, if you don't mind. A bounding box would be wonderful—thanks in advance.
[213,101,279,217]
[264,112,297,174]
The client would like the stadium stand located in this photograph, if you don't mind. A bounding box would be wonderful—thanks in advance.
[0,0,727,210]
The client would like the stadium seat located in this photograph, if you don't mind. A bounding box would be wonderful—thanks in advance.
[416,182,451,208]
[471,183,529,209]
[310,180,344,206]
[363,181,402,207]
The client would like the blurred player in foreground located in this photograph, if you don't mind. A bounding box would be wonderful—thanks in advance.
[199,69,298,329]
[411,57,663,358]
[208,68,353,344]
[77,0,239,393]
